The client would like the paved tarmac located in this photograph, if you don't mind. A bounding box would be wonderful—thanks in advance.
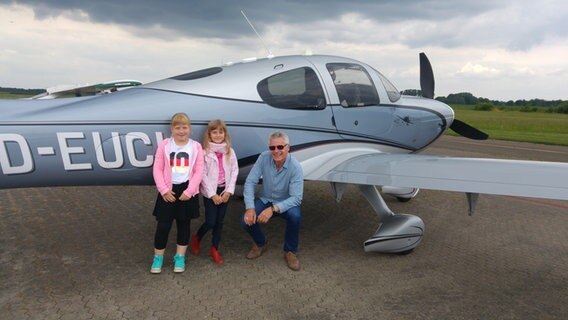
[1,136,567,319]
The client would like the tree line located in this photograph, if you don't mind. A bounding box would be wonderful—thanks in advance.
[401,90,568,114]
[0,87,45,95]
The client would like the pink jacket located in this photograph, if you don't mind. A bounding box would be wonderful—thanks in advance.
[153,138,204,198]
[199,147,239,198]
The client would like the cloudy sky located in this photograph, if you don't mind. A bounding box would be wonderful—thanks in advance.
[1,0,567,101]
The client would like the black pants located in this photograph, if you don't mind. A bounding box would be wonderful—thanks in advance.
[154,219,190,250]
[196,187,229,248]
[152,182,199,250]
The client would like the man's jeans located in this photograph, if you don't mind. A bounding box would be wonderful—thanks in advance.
[241,199,301,253]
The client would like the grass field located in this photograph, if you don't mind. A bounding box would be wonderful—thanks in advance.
[0,93,35,99]
[447,105,568,146]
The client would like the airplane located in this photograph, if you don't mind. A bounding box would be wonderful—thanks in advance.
[26,79,142,99]
[1,53,567,254]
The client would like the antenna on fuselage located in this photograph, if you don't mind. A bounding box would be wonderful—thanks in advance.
[241,10,274,59]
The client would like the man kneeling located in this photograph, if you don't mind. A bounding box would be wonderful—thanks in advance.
[241,131,304,271]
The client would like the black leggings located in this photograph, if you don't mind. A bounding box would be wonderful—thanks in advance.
[154,219,191,250]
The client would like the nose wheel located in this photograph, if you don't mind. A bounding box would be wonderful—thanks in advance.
[358,185,424,254]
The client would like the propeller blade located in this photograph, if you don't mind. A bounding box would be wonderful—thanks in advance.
[419,52,435,99]
[450,119,489,140]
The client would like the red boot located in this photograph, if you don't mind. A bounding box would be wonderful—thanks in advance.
[191,234,200,255]
[210,247,224,265]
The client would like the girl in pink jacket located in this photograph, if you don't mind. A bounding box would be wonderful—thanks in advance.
[150,112,204,274]
[191,119,239,264]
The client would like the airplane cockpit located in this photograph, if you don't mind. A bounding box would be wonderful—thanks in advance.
[151,55,402,113]
[256,67,326,110]
[326,63,380,107]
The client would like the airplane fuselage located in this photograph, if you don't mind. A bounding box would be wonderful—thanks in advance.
[0,55,454,189]
[4,54,565,255]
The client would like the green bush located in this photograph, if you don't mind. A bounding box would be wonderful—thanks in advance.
[557,105,568,114]
[473,102,494,111]
[545,103,568,114]
[519,106,538,112]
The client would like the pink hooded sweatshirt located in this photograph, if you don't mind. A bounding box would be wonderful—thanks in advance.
[153,138,204,198]
[199,144,239,198]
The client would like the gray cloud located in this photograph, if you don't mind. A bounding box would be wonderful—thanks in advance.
[2,0,567,100]
[4,0,566,51]
[2,1,500,39]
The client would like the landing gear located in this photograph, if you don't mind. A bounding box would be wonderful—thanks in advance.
[381,186,419,202]
[330,184,424,254]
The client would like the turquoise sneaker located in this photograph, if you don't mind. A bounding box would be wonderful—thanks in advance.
[173,254,185,273]
[150,255,163,274]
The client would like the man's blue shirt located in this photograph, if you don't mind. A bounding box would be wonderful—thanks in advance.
[244,151,304,212]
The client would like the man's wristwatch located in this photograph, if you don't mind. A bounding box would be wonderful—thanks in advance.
[271,204,277,214]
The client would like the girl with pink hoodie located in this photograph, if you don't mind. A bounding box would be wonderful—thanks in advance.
[150,112,204,274]
[191,119,239,264]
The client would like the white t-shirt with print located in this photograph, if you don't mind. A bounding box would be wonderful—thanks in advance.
[169,140,194,184]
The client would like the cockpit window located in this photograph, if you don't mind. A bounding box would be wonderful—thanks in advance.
[371,67,401,102]
[170,67,222,81]
[257,67,326,110]
[326,63,379,107]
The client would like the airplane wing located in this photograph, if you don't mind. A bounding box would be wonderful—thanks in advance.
[302,152,568,201]
[29,80,142,99]
[37,84,98,99]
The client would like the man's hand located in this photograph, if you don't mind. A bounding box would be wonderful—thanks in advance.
[243,208,257,226]
[257,206,274,224]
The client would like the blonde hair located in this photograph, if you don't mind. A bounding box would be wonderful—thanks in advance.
[203,119,232,159]
[170,112,191,127]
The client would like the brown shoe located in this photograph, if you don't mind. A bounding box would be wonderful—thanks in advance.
[284,252,300,271]
[246,243,265,259]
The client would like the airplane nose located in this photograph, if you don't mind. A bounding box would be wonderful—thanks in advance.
[444,103,455,125]
[427,100,454,128]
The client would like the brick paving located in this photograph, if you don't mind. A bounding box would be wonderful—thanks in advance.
[2,136,568,319]
[1,180,567,319]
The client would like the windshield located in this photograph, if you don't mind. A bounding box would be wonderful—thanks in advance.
[370,67,400,102]
[326,63,380,107]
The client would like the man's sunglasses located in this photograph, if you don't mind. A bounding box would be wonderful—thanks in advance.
[268,144,288,151]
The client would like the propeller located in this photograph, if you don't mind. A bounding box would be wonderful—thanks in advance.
[449,119,489,140]
[419,52,489,140]
[419,52,435,99]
